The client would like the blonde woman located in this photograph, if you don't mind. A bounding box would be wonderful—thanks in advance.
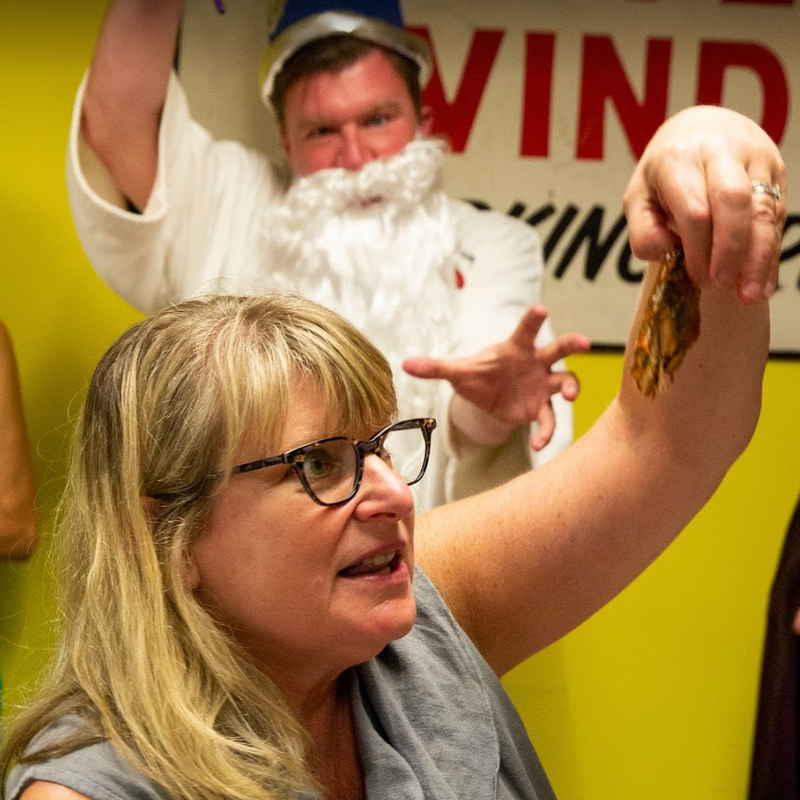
[1,173,780,800]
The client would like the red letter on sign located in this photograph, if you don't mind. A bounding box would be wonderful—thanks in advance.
[520,33,556,158]
[408,26,504,153]
[577,36,672,161]
[696,41,788,144]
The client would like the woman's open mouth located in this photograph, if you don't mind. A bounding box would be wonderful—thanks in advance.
[338,550,400,578]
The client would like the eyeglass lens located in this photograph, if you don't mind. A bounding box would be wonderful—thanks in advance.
[300,440,356,504]
[300,425,429,504]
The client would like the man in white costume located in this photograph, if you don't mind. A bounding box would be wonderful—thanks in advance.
[66,0,784,509]
[68,0,594,510]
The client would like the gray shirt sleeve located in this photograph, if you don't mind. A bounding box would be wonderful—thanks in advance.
[5,717,169,800]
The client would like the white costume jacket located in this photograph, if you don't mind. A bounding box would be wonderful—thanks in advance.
[66,74,572,510]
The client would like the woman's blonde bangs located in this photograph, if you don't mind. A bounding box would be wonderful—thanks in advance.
[211,295,397,462]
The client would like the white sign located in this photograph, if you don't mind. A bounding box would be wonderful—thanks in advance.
[179,0,800,354]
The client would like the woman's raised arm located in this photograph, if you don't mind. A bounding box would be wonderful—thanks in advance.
[416,117,782,673]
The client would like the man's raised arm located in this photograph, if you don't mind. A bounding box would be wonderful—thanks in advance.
[81,0,186,211]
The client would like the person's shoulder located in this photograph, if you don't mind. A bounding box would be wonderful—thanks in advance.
[411,567,464,642]
[447,197,539,246]
[6,716,165,800]
[446,197,542,277]
[447,196,523,225]
[17,782,93,800]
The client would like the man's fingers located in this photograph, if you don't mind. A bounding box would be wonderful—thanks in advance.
[402,356,448,380]
[552,371,581,403]
[553,333,591,362]
[531,402,556,451]
[537,333,592,365]
[509,305,548,348]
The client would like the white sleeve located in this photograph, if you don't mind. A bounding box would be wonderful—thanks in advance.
[443,201,574,495]
[66,72,282,314]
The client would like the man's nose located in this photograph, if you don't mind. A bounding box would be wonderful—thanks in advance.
[339,127,370,171]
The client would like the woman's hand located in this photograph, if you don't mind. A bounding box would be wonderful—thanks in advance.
[624,105,786,304]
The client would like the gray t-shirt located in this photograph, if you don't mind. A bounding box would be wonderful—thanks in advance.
[6,570,556,800]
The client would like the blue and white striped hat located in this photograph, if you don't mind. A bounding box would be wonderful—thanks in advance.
[260,0,431,107]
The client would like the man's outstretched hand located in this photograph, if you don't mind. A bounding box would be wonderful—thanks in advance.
[403,305,591,450]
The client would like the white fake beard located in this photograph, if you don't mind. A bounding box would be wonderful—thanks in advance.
[257,138,460,421]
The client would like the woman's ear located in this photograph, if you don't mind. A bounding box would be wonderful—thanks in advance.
[182,550,202,591]
[141,495,201,590]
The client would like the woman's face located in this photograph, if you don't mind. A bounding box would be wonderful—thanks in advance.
[187,381,417,693]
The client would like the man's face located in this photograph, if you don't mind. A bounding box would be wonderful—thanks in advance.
[280,48,432,177]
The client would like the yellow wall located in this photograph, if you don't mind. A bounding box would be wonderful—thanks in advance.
[0,0,142,712]
[2,3,799,800]
[504,353,800,799]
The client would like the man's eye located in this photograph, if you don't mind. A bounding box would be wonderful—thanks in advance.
[308,125,335,139]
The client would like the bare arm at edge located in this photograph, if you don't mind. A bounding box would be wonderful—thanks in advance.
[0,321,37,559]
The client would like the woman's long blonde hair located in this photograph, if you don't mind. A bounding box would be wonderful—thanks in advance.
[1,294,396,800]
